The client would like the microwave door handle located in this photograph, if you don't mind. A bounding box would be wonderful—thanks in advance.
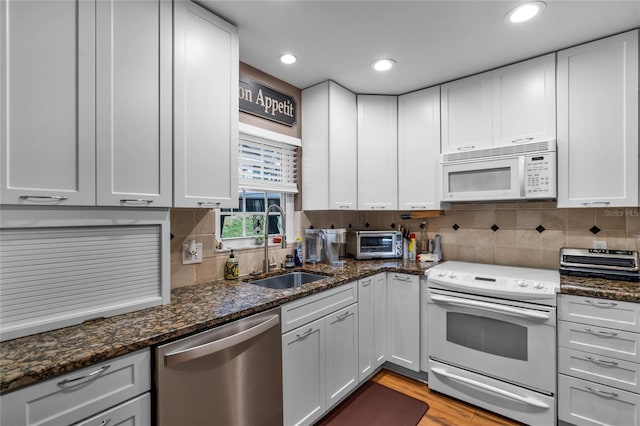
[430,294,550,320]
[430,367,550,409]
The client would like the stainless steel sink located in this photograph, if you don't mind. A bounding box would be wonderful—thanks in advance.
[248,272,328,289]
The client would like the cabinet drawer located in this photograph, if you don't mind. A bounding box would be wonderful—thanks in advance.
[559,347,640,394]
[281,281,357,333]
[558,374,640,426]
[559,320,640,364]
[74,393,150,426]
[559,295,640,333]
[1,349,150,426]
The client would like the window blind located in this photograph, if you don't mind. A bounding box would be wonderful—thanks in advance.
[238,134,298,193]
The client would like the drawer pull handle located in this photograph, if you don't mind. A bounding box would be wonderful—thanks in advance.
[296,328,314,339]
[336,311,350,321]
[585,300,618,307]
[57,365,110,387]
[585,328,618,337]
[585,355,619,367]
[394,275,413,282]
[456,145,476,151]
[100,418,112,426]
[120,199,153,205]
[197,201,221,207]
[585,385,619,399]
[361,279,372,287]
[19,195,69,201]
[511,137,534,144]
[581,201,611,206]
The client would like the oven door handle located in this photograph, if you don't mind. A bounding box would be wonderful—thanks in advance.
[430,367,550,409]
[429,294,550,320]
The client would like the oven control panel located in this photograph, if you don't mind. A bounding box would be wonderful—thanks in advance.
[426,261,560,304]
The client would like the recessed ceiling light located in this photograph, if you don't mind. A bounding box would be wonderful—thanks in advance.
[372,58,396,72]
[280,54,296,65]
[505,1,546,23]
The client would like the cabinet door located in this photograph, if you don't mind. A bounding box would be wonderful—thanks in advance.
[441,72,493,154]
[358,274,386,381]
[357,95,398,210]
[557,30,639,208]
[282,318,326,426]
[386,273,420,371]
[173,1,239,208]
[329,82,358,210]
[372,273,388,369]
[358,276,375,381]
[398,87,442,210]
[325,304,359,409]
[0,0,95,205]
[301,82,330,211]
[493,53,556,146]
[95,0,172,207]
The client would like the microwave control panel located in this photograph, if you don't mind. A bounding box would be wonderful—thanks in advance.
[524,154,556,197]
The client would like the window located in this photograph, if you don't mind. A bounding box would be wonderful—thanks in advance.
[217,124,299,249]
[219,190,284,240]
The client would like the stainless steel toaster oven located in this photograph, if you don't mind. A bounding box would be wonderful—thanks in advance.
[346,230,403,260]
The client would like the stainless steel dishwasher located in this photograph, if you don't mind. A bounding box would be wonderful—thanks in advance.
[155,308,283,426]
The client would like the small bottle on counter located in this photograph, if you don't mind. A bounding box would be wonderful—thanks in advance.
[224,250,239,279]
[408,233,416,261]
[294,237,303,266]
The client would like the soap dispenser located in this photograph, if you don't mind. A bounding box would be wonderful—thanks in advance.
[224,250,239,279]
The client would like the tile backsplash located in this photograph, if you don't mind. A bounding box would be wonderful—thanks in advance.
[171,204,640,288]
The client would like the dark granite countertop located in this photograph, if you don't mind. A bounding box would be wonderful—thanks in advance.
[560,274,640,303]
[0,259,431,395]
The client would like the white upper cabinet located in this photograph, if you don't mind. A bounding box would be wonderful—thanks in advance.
[357,95,398,210]
[441,71,493,153]
[1,0,172,207]
[492,53,556,146]
[441,54,556,154]
[398,86,443,210]
[1,0,96,206]
[96,0,172,207]
[173,1,239,208]
[557,30,639,208]
[302,81,357,211]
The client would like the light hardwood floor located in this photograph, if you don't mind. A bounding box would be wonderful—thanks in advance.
[371,369,524,426]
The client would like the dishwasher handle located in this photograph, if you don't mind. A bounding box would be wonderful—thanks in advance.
[164,314,280,367]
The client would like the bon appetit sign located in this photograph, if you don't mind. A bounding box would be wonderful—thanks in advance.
[239,76,297,127]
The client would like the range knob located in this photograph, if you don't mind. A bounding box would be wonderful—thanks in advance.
[516,279,527,287]
[438,271,446,277]
[533,282,544,289]
[448,272,457,279]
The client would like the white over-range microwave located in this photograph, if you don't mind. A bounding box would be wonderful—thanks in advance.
[440,140,557,202]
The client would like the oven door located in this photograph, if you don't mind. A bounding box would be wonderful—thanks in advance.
[427,288,556,394]
[441,156,523,201]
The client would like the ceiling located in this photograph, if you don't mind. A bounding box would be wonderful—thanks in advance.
[198,1,640,95]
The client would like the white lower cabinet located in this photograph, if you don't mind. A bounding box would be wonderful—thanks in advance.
[75,393,150,426]
[386,273,420,372]
[558,295,640,426]
[0,349,150,426]
[358,273,387,381]
[325,305,359,409]
[282,316,326,426]
[281,282,358,426]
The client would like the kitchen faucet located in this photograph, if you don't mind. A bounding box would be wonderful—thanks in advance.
[264,204,286,273]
